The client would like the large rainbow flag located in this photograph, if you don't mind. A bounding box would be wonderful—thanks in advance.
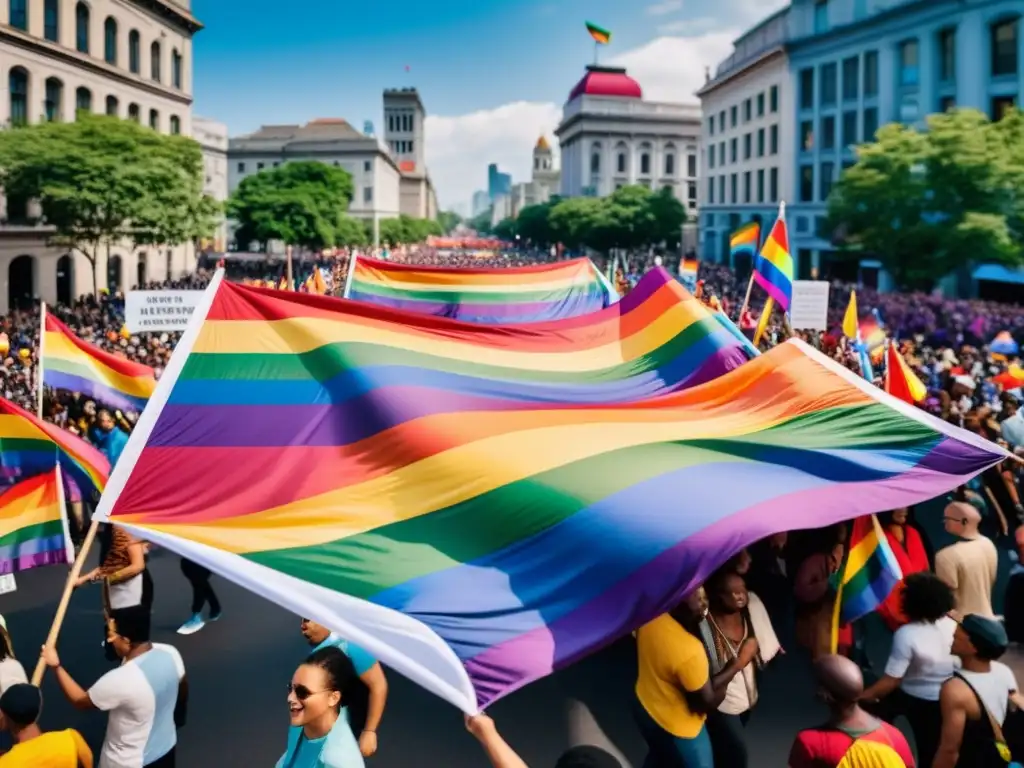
[0,467,73,575]
[0,398,109,497]
[42,310,156,413]
[347,256,618,323]
[94,274,1005,713]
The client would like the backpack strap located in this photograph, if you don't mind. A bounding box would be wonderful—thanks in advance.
[953,672,1007,744]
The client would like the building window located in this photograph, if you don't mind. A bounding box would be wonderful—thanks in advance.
[743,171,751,203]
[863,107,879,141]
[991,18,1019,76]
[937,28,955,82]
[708,149,715,169]
[44,0,58,41]
[9,0,27,30]
[842,57,858,100]
[743,98,751,122]
[992,95,1016,120]
[364,160,371,173]
[842,111,857,146]
[44,77,63,122]
[237,162,245,173]
[820,63,837,106]
[800,165,814,202]
[820,162,835,201]
[939,95,956,113]
[129,30,140,73]
[743,133,751,160]
[864,51,878,96]
[640,150,651,176]
[757,169,765,203]
[769,85,779,112]
[170,115,180,134]
[616,151,626,174]
[707,117,714,136]
[103,17,117,64]
[757,92,765,116]
[814,0,829,33]
[75,1,89,53]
[105,94,118,116]
[151,41,161,81]
[821,115,835,150]
[769,125,778,154]
[718,142,725,165]
[757,128,765,157]
[799,68,814,109]
[590,147,601,174]
[363,187,373,204]
[665,153,675,176]
[708,178,714,204]
[687,182,696,206]
[769,168,779,202]
[718,110,725,131]
[718,176,725,202]
[128,103,139,122]
[148,108,158,129]
[257,162,264,171]
[687,154,696,177]
[75,86,91,113]
[730,105,737,127]
[898,39,919,86]
[800,120,814,151]
[172,49,182,89]
[730,173,737,204]
[727,138,736,163]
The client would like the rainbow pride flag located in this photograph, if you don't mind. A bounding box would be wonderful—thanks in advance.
[94,274,1005,713]
[753,208,794,311]
[730,222,760,263]
[42,310,156,413]
[831,514,902,650]
[347,256,617,323]
[0,398,109,497]
[0,467,73,575]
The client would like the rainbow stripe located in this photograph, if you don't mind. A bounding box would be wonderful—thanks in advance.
[348,256,616,323]
[730,222,760,261]
[96,273,1005,714]
[43,312,156,413]
[753,215,794,311]
[836,514,902,626]
[0,398,109,497]
[0,468,72,575]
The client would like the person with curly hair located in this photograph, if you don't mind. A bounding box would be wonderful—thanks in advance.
[860,572,958,768]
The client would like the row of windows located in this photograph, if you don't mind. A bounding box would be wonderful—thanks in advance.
[800,52,878,110]
[8,0,184,89]
[8,67,180,131]
[708,85,780,136]
[390,139,414,154]
[898,17,1018,87]
[706,168,780,206]
[587,143,697,178]
[236,159,374,175]
[798,160,855,203]
[799,107,879,152]
[386,112,415,134]
[708,124,780,168]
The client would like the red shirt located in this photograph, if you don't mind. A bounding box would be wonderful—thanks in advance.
[788,722,915,767]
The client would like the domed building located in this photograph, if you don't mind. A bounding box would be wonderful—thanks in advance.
[555,65,702,215]
[508,136,562,218]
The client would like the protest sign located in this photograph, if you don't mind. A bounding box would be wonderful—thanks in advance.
[125,291,204,333]
[789,280,830,331]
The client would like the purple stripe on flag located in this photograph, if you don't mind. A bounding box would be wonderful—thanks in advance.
[0,548,68,575]
[43,370,148,413]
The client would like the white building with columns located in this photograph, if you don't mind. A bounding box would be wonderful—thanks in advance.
[0,0,202,312]
[555,65,701,214]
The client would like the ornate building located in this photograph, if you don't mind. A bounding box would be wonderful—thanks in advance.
[510,135,561,217]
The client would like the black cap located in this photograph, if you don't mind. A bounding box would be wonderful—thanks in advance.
[0,684,41,727]
[961,614,1008,660]
[554,746,622,768]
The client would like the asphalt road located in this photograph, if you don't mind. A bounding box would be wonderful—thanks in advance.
[1,529,1021,767]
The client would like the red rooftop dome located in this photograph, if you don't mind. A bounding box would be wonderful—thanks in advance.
[568,65,643,101]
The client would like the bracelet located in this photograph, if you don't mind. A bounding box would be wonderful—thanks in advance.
[362,729,375,734]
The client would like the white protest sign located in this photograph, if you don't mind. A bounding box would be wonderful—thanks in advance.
[789,280,830,331]
[0,574,17,594]
[125,290,204,333]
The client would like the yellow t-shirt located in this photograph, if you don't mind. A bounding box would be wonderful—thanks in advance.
[0,729,93,767]
[635,613,709,739]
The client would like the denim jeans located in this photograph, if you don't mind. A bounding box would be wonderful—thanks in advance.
[633,697,714,768]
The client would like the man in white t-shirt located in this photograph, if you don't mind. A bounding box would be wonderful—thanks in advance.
[42,604,188,767]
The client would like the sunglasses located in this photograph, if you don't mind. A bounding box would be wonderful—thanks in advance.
[288,683,331,702]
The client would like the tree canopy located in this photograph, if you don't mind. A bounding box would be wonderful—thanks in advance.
[376,215,444,246]
[826,107,1024,290]
[436,210,462,234]
[0,113,218,293]
[489,186,687,252]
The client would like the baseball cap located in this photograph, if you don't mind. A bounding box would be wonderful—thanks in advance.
[960,614,1008,660]
[0,684,41,727]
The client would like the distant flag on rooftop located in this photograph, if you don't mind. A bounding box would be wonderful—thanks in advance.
[586,21,611,45]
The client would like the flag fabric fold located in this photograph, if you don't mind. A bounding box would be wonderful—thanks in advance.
[42,312,156,414]
[93,276,1005,715]
[885,344,927,404]
[0,467,73,575]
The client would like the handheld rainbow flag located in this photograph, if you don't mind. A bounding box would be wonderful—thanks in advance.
[843,291,875,382]
[0,397,109,497]
[348,256,617,323]
[730,223,760,264]
[885,344,926,404]
[585,21,611,45]
[753,204,794,312]
[0,466,73,575]
[41,309,156,414]
[94,272,1005,713]
[831,514,903,652]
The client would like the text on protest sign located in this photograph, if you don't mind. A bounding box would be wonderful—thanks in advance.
[125,290,204,333]
[788,281,831,331]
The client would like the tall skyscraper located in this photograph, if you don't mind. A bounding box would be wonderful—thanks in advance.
[488,163,512,200]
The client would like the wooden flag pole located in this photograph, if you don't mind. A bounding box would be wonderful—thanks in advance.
[31,518,100,685]
[736,273,756,324]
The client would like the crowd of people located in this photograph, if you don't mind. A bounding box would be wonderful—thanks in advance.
[0,247,1020,767]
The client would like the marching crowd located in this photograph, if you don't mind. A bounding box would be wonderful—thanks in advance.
[0,251,1020,767]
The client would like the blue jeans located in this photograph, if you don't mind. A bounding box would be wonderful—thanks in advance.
[633,697,714,768]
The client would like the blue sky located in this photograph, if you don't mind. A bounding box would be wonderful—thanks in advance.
[192,0,782,209]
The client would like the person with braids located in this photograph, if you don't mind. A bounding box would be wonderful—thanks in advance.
[276,646,365,768]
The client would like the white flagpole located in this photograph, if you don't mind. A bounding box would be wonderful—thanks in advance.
[37,302,46,419]
[54,463,74,566]
[342,253,358,299]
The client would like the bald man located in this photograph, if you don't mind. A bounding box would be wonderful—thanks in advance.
[936,501,998,618]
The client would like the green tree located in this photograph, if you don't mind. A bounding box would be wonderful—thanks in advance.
[587,186,657,252]
[548,197,604,250]
[647,187,688,249]
[437,210,462,233]
[515,201,558,245]
[0,114,216,294]
[467,209,493,234]
[826,108,1024,290]
[335,215,368,247]
[226,160,354,252]
[492,217,518,241]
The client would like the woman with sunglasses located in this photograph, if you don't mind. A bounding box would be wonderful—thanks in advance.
[277,646,365,768]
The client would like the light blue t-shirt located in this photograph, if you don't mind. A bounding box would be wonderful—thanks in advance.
[275,719,364,768]
[312,634,376,677]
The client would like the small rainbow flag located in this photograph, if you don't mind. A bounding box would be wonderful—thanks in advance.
[348,256,617,323]
[730,223,760,262]
[831,514,903,651]
[42,310,156,414]
[586,21,611,45]
[753,207,794,311]
[94,271,1003,714]
[885,344,926,404]
[0,467,73,575]
[0,397,109,497]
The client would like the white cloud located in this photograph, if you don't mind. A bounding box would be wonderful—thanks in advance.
[646,0,684,15]
[657,16,720,35]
